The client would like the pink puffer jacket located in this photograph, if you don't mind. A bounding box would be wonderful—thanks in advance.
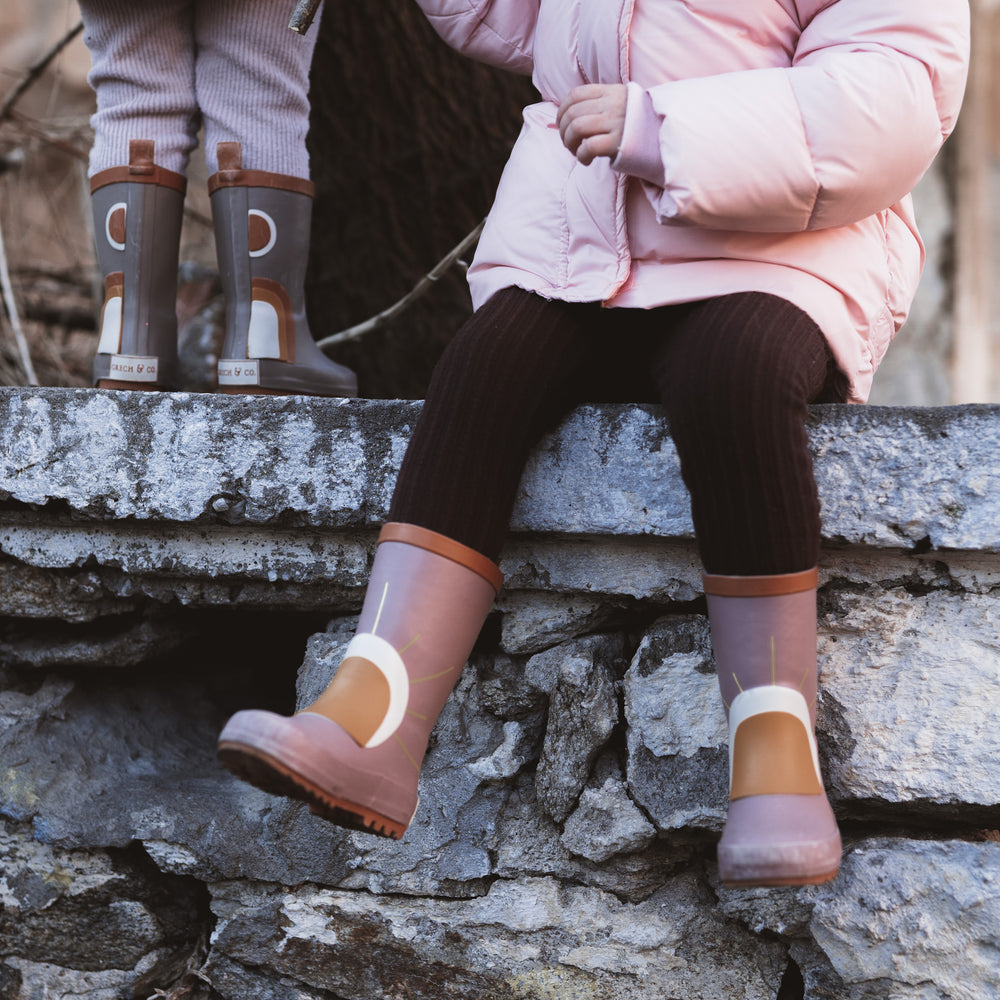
[415,0,969,401]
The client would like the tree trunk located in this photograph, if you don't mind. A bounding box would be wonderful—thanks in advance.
[306,0,536,397]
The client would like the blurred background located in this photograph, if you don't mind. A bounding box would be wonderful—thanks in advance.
[0,0,996,403]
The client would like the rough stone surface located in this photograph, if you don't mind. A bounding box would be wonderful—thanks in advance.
[527,634,625,823]
[208,875,787,1000]
[625,616,730,832]
[818,586,1000,812]
[0,820,204,997]
[808,839,1000,1000]
[1,394,999,998]
[0,390,998,547]
[560,778,657,863]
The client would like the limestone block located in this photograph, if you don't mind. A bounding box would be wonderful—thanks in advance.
[2,956,169,1000]
[500,536,704,602]
[511,403,691,537]
[808,404,1000,551]
[560,778,657,863]
[207,954,344,1000]
[0,560,138,622]
[0,667,358,887]
[527,634,625,823]
[498,591,632,655]
[624,617,729,832]
[0,517,372,611]
[0,394,999,559]
[494,771,694,904]
[208,874,787,1000]
[0,821,203,996]
[0,389,415,527]
[818,586,1000,808]
[0,609,190,668]
[808,839,1000,1000]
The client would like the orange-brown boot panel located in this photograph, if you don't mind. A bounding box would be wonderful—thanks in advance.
[303,656,391,747]
[730,711,823,799]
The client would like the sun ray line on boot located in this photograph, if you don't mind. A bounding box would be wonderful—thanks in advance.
[412,665,461,684]
[393,733,421,772]
[371,581,389,636]
[732,672,744,693]
[770,636,776,686]
[397,634,421,655]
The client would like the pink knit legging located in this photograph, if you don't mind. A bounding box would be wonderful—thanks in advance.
[389,288,848,576]
[79,0,322,177]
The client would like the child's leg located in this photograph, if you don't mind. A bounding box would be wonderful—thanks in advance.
[651,291,844,886]
[81,1,196,388]
[80,0,198,176]
[193,0,321,176]
[389,288,608,560]
[191,2,356,396]
[218,288,607,835]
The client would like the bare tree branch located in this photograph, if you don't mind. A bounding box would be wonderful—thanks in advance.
[0,20,85,124]
[289,0,323,35]
[317,220,485,349]
[0,219,40,385]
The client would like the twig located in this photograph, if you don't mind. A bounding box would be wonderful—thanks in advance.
[0,21,85,124]
[289,0,323,35]
[0,219,39,385]
[6,109,89,163]
[317,220,486,350]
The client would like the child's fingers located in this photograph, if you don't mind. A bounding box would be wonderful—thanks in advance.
[559,108,608,153]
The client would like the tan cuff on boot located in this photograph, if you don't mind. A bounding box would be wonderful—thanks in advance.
[703,567,818,598]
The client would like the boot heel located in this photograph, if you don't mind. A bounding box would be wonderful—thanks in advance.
[209,143,357,398]
[90,140,184,391]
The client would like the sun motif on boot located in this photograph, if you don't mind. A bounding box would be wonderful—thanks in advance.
[725,635,816,712]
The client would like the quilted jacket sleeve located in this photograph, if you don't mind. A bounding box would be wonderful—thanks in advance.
[620,0,970,232]
[411,0,539,75]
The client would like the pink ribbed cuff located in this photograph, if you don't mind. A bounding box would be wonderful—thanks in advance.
[612,81,666,187]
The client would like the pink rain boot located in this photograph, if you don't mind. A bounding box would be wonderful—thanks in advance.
[704,568,841,887]
[217,523,501,838]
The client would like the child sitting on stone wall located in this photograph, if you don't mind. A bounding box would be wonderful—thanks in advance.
[218,0,970,887]
[79,0,356,396]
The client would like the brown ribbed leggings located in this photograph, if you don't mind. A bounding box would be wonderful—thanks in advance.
[389,287,847,576]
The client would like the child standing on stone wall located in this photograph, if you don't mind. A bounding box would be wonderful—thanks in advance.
[79,0,356,396]
[218,0,969,887]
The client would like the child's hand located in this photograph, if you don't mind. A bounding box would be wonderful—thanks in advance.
[556,84,627,165]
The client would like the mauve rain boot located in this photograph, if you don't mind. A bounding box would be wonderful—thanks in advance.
[704,568,841,887]
[208,142,357,397]
[90,139,184,390]
[217,523,501,838]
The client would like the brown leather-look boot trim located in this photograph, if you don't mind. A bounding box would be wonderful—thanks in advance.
[379,522,503,593]
[90,139,187,195]
[207,141,314,197]
[703,566,818,598]
[730,711,824,799]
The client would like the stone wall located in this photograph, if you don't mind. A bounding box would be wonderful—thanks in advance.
[0,389,998,1000]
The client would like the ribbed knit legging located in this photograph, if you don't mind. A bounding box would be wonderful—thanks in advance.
[389,288,847,576]
[79,0,321,177]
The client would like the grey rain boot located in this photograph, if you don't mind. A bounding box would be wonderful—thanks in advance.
[90,139,184,390]
[208,142,358,396]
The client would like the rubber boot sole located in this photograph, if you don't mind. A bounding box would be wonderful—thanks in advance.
[217,739,408,839]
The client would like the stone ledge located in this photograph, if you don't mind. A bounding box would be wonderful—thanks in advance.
[0,388,998,550]
[2,390,1000,999]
